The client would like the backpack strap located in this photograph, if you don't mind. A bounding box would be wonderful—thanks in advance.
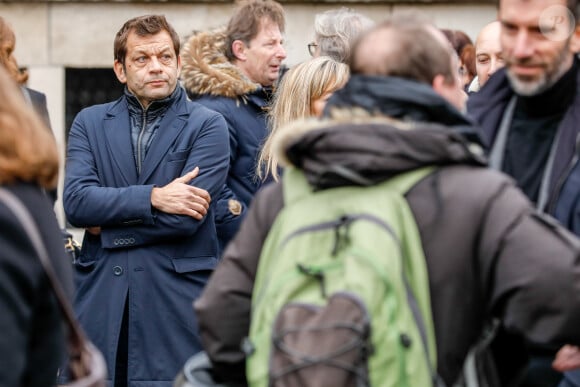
[282,167,314,206]
[283,166,435,206]
[381,166,435,195]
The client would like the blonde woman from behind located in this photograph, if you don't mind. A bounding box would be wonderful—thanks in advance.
[258,56,349,181]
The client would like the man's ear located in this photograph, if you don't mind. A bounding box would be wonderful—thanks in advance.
[232,40,247,61]
[431,74,446,96]
[113,60,127,84]
[569,24,580,53]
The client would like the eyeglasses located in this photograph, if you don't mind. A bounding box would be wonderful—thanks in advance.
[307,42,318,57]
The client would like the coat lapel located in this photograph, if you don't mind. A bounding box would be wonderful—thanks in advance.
[103,100,138,185]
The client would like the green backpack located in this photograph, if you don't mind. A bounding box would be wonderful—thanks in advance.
[245,166,441,387]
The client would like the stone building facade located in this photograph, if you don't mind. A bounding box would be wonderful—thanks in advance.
[0,0,495,224]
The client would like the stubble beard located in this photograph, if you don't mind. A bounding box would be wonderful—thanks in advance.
[506,43,572,97]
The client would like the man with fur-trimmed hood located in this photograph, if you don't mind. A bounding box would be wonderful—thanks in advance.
[181,0,286,253]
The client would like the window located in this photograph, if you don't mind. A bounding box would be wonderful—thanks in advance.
[65,68,124,136]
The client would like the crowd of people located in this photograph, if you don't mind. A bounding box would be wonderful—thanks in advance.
[2,0,580,386]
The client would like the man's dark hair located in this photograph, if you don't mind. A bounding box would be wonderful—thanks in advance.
[224,0,285,62]
[114,15,180,66]
[349,13,457,86]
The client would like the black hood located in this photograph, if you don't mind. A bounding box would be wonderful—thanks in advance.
[324,75,483,145]
[276,75,487,190]
[280,118,487,190]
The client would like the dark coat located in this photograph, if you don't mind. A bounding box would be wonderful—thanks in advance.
[63,86,230,386]
[22,87,52,131]
[21,87,59,202]
[0,183,73,386]
[194,76,580,386]
[467,63,580,234]
[181,27,272,254]
[191,91,270,252]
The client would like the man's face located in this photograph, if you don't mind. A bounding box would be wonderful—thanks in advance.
[113,30,180,108]
[499,0,576,95]
[476,21,505,87]
[236,18,286,87]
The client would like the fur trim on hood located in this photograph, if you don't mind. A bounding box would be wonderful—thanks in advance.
[272,109,487,190]
[273,109,435,169]
[180,27,260,98]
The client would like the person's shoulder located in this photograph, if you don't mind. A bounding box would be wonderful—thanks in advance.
[192,93,238,110]
[437,164,520,201]
[77,98,123,117]
[445,164,514,185]
[0,183,57,237]
[1,183,50,207]
[189,94,245,124]
[467,68,512,117]
[250,180,285,223]
[25,87,46,100]
[256,180,283,204]
[184,98,227,121]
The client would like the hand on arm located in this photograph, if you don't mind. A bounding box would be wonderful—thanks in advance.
[86,226,101,235]
[151,167,211,220]
[553,345,580,372]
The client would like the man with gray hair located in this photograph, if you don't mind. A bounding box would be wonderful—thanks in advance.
[308,7,374,63]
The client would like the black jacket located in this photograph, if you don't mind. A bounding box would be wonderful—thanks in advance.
[0,183,73,386]
[195,76,580,386]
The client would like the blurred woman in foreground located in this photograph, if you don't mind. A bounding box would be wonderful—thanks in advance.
[0,65,73,386]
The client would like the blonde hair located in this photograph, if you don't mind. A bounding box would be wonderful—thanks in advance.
[258,56,349,181]
[0,16,28,85]
[0,65,59,189]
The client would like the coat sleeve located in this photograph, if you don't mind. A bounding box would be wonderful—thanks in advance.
[481,182,580,348]
[194,182,283,383]
[64,106,229,247]
[201,99,248,219]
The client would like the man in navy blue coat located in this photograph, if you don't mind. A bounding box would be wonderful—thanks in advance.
[62,15,229,387]
[181,0,287,254]
[468,0,580,385]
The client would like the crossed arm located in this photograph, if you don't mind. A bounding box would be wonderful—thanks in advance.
[86,167,211,236]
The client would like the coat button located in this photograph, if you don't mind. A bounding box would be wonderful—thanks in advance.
[113,266,123,276]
